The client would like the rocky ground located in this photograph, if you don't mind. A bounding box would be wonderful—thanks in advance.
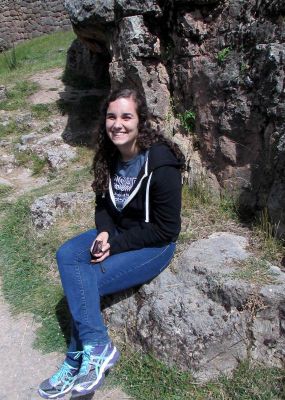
[0,69,131,400]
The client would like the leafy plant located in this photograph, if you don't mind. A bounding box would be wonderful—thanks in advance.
[217,47,231,63]
[178,109,196,132]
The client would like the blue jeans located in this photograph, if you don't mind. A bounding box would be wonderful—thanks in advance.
[56,229,176,367]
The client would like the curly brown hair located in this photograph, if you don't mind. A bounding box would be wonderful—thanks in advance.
[92,88,185,193]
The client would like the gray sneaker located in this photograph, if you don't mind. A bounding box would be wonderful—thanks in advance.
[72,343,120,397]
[38,361,79,399]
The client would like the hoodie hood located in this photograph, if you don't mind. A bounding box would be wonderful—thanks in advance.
[148,143,184,171]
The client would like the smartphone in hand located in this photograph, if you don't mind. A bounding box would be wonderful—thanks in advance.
[90,240,103,258]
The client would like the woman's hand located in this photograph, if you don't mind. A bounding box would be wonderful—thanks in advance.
[90,231,110,263]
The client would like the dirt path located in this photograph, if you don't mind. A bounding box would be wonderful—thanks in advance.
[0,70,131,400]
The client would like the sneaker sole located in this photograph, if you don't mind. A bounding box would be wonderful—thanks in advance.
[72,347,120,396]
[38,382,75,399]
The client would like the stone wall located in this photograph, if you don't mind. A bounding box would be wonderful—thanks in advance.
[0,0,71,48]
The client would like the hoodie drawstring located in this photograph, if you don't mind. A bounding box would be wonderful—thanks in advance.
[145,172,153,223]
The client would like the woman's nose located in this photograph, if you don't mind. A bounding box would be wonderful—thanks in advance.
[113,118,123,129]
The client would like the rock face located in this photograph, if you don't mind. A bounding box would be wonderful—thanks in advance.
[30,192,94,229]
[103,232,285,381]
[65,0,285,237]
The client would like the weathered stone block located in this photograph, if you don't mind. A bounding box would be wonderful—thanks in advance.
[103,233,285,380]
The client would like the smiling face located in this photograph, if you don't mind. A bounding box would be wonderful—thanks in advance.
[105,96,140,159]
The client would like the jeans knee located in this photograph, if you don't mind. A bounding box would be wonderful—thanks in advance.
[56,240,74,267]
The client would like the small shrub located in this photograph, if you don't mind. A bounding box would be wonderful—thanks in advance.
[217,47,231,63]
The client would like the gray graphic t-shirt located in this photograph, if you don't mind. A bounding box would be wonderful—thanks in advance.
[112,151,147,211]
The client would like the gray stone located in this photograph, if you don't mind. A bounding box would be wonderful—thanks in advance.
[65,0,115,23]
[115,0,162,17]
[104,232,285,381]
[0,140,10,148]
[0,86,8,101]
[16,132,77,170]
[20,133,38,145]
[110,60,170,122]
[115,15,160,60]
[0,38,10,52]
[45,145,77,170]
[30,192,94,229]
[15,112,33,127]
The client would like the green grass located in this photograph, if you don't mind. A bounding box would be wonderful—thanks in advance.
[232,257,277,285]
[0,120,18,138]
[0,30,76,85]
[253,208,284,263]
[0,117,31,139]
[0,192,93,352]
[109,350,285,400]
[0,80,39,110]
[14,150,48,176]
[0,184,12,197]
[181,183,237,220]
[31,103,57,120]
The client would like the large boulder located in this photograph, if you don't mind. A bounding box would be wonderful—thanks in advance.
[64,0,285,237]
[103,232,285,381]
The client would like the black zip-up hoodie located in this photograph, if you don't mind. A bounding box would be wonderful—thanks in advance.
[95,143,183,255]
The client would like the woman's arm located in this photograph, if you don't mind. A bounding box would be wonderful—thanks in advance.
[108,165,182,255]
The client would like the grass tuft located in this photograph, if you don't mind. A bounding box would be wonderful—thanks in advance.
[31,103,57,120]
[14,150,48,176]
[253,208,284,264]
[0,184,12,197]
[0,80,39,110]
[232,257,277,285]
